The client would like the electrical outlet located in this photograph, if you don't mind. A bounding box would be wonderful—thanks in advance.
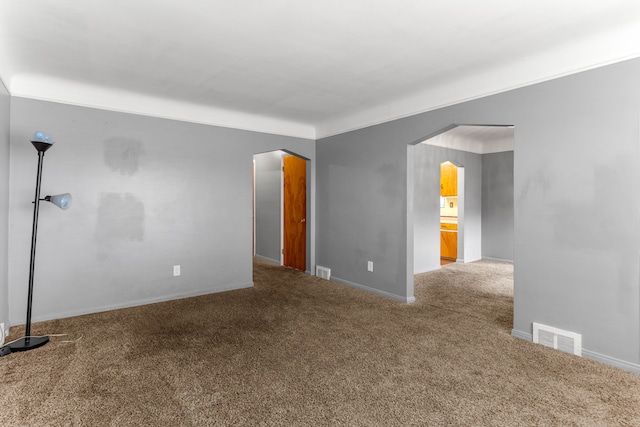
[367,261,374,272]
[0,322,5,345]
[173,265,181,276]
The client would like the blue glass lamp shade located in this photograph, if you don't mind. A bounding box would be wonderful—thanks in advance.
[31,131,56,153]
[45,193,72,210]
[32,131,54,144]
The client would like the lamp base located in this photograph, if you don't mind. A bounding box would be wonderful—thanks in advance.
[5,335,49,354]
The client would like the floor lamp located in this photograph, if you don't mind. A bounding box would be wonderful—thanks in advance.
[0,131,72,357]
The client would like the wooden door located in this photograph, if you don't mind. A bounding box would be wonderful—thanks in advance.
[283,155,306,271]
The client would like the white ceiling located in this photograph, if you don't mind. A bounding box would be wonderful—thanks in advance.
[1,1,639,140]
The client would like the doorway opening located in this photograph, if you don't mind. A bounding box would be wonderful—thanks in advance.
[407,124,514,303]
[440,161,460,265]
[253,150,309,272]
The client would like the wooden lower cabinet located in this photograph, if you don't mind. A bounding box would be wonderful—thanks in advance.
[440,231,457,260]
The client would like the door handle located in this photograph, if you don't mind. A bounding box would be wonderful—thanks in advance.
[300,219,306,223]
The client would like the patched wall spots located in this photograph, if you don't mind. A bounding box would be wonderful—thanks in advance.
[103,137,144,176]
[96,192,145,259]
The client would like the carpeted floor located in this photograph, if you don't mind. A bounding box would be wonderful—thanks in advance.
[1,258,639,426]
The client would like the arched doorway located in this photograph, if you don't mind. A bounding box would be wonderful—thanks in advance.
[407,124,514,300]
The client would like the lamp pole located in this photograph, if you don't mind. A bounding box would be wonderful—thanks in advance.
[0,133,72,357]
[25,142,51,339]
[8,140,54,352]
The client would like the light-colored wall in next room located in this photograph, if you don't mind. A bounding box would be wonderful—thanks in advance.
[0,79,10,335]
[482,150,514,262]
[413,145,482,274]
[254,151,283,264]
[7,97,315,325]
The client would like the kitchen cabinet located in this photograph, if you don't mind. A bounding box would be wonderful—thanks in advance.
[440,230,457,260]
[440,162,458,196]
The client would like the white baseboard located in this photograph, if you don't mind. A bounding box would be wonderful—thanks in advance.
[482,256,514,264]
[511,329,640,375]
[332,276,415,303]
[11,282,255,326]
[254,255,311,276]
[414,265,441,274]
[254,254,281,265]
[511,328,532,341]
[582,349,640,375]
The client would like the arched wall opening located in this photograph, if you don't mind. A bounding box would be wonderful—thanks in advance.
[407,124,514,300]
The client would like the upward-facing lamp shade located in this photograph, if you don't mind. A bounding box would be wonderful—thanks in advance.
[31,131,55,153]
[45,193,72,210]
[32,131,54,144]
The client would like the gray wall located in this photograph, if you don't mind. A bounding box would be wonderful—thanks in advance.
[317,58,640,371]
[254,151,282,263]
[7,98,315,325]
[413,144,482,274]
[0,79,9,335]
[482,151,514,262]
[316,127,410,301]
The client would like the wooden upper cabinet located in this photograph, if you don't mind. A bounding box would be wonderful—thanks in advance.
[440,162,458,196]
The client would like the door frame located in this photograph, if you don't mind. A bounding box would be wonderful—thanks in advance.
[252,149,312,274]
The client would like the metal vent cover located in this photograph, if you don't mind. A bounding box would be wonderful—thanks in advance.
[533,322,582,356]
[316,266,331,280]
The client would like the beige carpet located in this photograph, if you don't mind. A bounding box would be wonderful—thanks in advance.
[1,259,639,426]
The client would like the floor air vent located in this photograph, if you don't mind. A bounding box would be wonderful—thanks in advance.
[316,266,331,280]
[533,323,582,356]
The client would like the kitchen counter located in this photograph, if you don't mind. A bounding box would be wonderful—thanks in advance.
[440,216,458,225]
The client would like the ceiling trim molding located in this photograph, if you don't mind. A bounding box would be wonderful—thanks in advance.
[9,74,317,140]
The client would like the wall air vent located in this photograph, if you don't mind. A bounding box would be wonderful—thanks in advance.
[532,322,582,356]
[316,266,331,280]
